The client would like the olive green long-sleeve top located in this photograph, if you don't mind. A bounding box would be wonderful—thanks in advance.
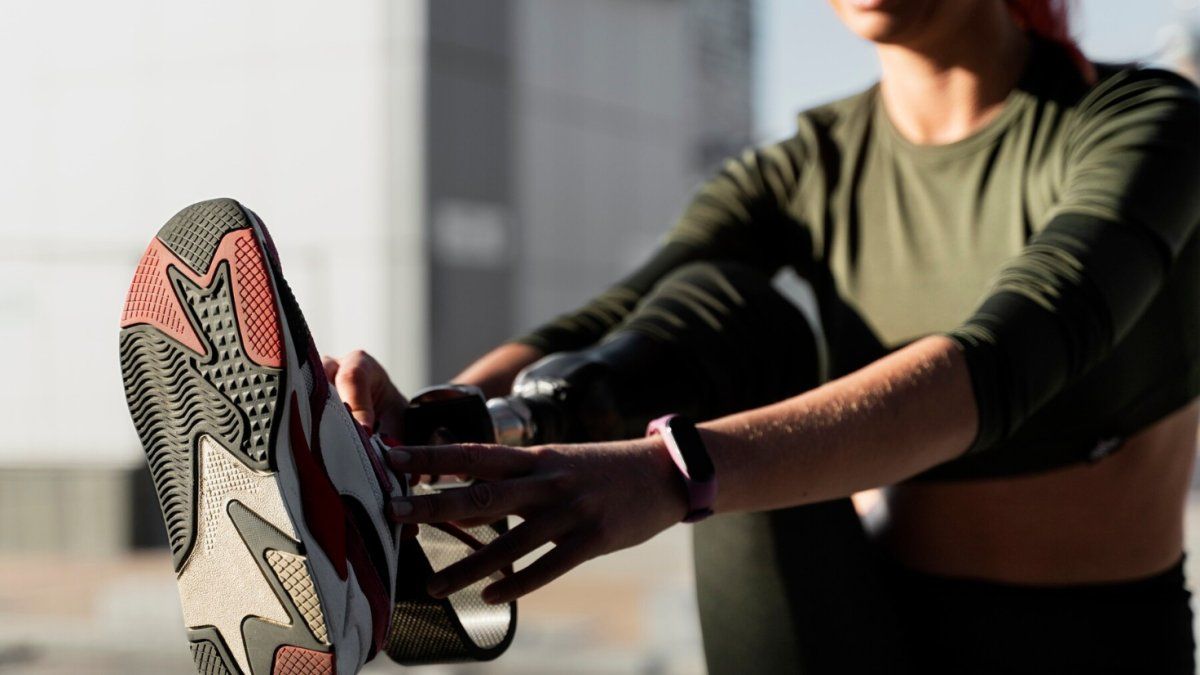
[517,38,1200,480]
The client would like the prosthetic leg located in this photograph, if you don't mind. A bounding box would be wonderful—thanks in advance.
[417,262,907,673]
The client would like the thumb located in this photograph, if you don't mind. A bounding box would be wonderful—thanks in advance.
[321,355,340,384]
[335,367,377,431]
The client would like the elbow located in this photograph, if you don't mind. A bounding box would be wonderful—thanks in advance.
[945,214,1170,454]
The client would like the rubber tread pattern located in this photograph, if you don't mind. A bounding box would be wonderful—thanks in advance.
[228,501,329,675]
[191,639,235,675]
[159,198,249,276]
[233,235,283,367]
[273,646,335,675]
[176,264,279,466]
[266,549,330,643]
[121,247,281,569]
[120,326,240,568]
[188,629,243,675]
[122,244,202,353]
[197,438,267,556]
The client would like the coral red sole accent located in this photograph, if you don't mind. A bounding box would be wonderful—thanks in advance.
[120,229,284,368]
[232,234,284,368]
[121,239,206,356]
[273,645,335,675]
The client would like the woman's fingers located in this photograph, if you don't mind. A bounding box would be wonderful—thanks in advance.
[481,536,594,604]
[324,350,409,437]
[388,475,541,523]
[321,355,339,383]
[426,515,568,598]
[388,443,539,481]
[332,350,380,429]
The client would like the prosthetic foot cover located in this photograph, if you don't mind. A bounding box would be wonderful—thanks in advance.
[384,489,516,664]
[384,386,517,664]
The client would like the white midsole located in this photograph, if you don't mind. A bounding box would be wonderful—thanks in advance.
[246,210,380,675]
[172,210,401,675]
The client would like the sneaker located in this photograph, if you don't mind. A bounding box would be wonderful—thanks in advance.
[119,198,404,675]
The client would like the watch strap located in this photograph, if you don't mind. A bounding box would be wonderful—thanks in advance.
[647,414,717,523]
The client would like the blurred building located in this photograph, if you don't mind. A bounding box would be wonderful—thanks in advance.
[427,0,754,379]
[0,1,749,672]
[0,0,754,550]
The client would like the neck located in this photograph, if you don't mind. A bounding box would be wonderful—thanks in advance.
[877,5,1030,145]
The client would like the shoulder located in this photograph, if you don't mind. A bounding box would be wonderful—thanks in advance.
[1053,64,1200,256]
[1087,62,1199,101]
[1070,64,1200,136]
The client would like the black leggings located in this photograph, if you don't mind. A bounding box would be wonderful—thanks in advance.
[561,261,1195,674]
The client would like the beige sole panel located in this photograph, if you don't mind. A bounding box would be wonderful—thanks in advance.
[266,549,330,644]
[177,435,300,675]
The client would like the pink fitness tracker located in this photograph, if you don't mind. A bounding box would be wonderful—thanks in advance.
[646,414,717,523]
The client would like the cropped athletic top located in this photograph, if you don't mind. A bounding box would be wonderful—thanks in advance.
[517,38,1200,480]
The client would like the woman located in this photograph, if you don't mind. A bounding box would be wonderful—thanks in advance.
[328,1,1200,672]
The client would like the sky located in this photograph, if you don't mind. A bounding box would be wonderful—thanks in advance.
[754,0,1197,141]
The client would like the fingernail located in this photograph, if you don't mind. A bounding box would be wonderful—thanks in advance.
[481,587,500,605]
[427,576,449,598]
[388,449,411,465]
[390,499,412,518]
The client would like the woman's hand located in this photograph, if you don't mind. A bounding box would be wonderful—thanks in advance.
[322,349,408,437]
[385,438,689,604]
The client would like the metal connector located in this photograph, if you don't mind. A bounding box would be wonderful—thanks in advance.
[486,396,538,447]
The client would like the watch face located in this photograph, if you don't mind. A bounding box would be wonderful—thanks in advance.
[666,416,715,482]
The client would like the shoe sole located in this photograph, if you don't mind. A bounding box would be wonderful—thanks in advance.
[119,199,377,675]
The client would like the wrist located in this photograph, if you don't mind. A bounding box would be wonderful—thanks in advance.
[646,415,717,523]
[643,435,692,523]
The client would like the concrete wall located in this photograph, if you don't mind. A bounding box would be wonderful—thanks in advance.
[510,0,693,336]
[425,0,517,381]
[423,0,754,377]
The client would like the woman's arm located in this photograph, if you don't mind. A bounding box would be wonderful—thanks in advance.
[381,71,1200,605]
[700,335,976,512]
[452,342,545,398]
[384,335,976,602]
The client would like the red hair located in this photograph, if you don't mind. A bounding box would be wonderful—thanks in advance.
[1005,0,1096,82]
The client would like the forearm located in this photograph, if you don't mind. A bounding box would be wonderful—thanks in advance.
[453,342,545,398]
[386,335,980,602]
[699,335,978,513]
